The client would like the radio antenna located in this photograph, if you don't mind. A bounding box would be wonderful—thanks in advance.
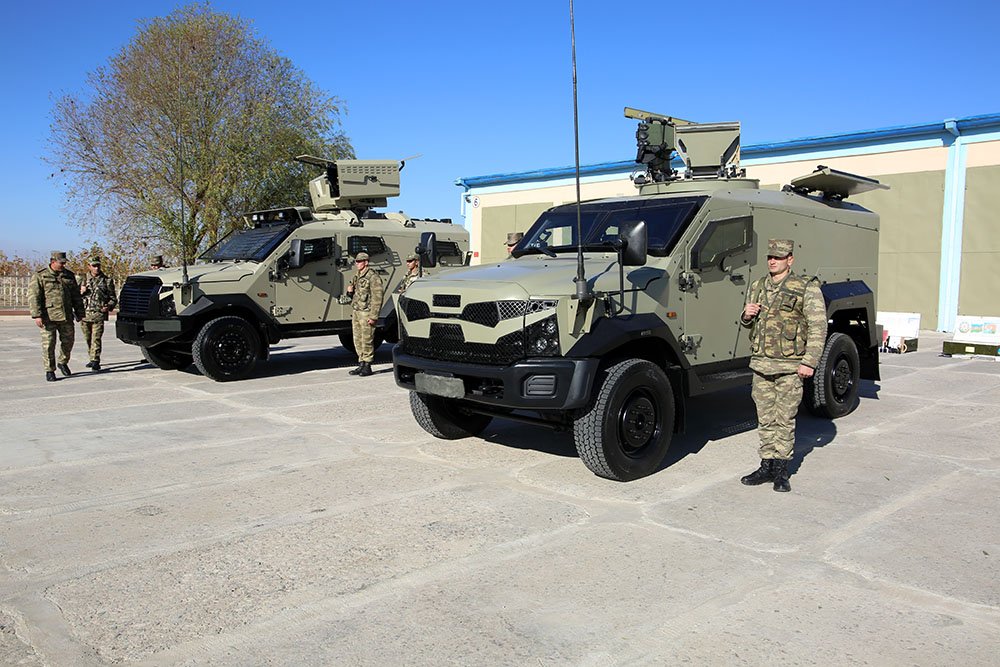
[569,0,592,304]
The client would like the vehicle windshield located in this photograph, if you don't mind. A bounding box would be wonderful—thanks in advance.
[199,225,291,262]
[517,196,706,257]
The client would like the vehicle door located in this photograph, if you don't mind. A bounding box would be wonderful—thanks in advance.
[272,236,339,324]
[679,210,756,363]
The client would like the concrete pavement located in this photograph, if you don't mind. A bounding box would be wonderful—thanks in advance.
[0,316,997,665]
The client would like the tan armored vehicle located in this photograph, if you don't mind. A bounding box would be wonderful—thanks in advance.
[394,108,886,481]
[116,157,469,381]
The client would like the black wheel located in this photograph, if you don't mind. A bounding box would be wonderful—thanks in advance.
[573,359,675,481]
[339,330,385,356]
[141,345,192,371]
[807,332,861,418]
[409,392,492,439]
[192,316,260,381]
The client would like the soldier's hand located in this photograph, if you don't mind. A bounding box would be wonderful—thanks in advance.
[797,364,814,379]
[80,284,87,294]
[743,303,761,319]
[34,317,43,328]
[367,318,376,327]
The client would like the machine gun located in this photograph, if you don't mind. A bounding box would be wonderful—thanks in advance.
[624,107,744,182]
[295,155,402,213]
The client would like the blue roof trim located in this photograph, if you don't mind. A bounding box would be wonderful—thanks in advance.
[456,112,1000,189]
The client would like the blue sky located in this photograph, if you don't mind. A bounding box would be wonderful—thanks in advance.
[2,0,999,257]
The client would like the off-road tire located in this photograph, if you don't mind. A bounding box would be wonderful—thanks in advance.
[409,392,492,439]
[573,359,675,482]
[192,316,260,382]
[807,332,861,418]
[338,330,385,356]
[141,345,192,371]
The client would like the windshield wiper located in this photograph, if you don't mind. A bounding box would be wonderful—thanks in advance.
[530,241,557,258]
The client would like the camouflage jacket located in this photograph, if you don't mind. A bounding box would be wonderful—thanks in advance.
[80,271,118,322]
[394,267,421,295]
[741,271,827,374]
[349,266,384,314]
[29,266,85,322]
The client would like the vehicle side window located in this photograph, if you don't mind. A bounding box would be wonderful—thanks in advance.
[435,240,462,258]
[691,216,753,270]
[348,236,387,257]
[300,238,333,263]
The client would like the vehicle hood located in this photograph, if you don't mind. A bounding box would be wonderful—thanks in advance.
[138,262,257,285]
[416,254,666,298]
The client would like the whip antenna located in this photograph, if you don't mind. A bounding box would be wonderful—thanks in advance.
[570,0,592,303]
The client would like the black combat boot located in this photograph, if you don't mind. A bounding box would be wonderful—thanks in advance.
[57,363,71,377]
[357,362,373,377]
[740,459,774,486]
[772,459,791,493]
[85,360,95,369]
[348,364,363,375]
[91,362,102,372]
[45,371,57,382]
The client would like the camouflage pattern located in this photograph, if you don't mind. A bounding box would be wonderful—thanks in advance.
[751,370,802,460]
[41,321,75,371]
[394,266,421,294]
[80,320,105,363]
[742,270,827,460]
[29,266,85,323]
[742,272,826,375]
[768,239,794,256]
[81,271,118,322]
[349,265,384,363]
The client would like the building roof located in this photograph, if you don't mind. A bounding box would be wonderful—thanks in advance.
[455,112,1000,190]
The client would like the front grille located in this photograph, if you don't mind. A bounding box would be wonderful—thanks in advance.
[401,296,431,321]
[433,294,461,308]
[402,326,525,365]
[118,277,162,315]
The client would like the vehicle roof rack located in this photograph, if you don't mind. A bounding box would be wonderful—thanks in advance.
[788,165,889,200]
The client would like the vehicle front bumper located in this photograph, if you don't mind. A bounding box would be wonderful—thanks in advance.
[393,348,599,410]
[116,316,189,347]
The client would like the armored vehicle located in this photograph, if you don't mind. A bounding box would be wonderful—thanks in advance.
[393,108,886,481]
[116,157,469,381]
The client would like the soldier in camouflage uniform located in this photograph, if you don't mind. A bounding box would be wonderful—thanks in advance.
[29,251,85,382]
[79,256,118,372]
[739,239,827,492]
[394,253,422,295]
[346,252,384,377]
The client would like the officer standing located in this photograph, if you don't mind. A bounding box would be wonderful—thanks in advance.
[505,232,524,258]
[394,253,422,294]
[346,252,384,377]
[739,239,827,492]
[29,251,85,382]
[79,256,118,372]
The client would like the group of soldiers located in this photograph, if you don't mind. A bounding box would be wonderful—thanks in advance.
[28,252,165,381]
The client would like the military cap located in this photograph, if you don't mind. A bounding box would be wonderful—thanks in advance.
[88,256,102,266]
[405,252,419,262]
[506,232,524,246]
[150,255,164,266]
[50,251,68,262]
[355,251,370,261]
[768,239,794,257]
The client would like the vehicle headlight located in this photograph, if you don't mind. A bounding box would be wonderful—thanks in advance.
[158,287,176,317]
[526,313,560,357]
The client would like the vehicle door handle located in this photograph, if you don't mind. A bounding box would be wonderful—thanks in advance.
[729,273,744,282]
[316,271,328,276]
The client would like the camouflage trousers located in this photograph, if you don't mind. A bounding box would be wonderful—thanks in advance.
[41,321,75,371]
[80,319,105,362]
[751,370,803,460]
[352,310,375,363]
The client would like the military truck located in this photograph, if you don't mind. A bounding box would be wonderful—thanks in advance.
[393,108,886,481]
[116,157,469,381]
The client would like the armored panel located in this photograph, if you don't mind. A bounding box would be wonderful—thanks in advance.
[791,166,889,199]
[335,160,400,199]
[675,122,741,177]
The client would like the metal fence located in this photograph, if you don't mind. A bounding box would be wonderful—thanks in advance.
[0,276,31,309]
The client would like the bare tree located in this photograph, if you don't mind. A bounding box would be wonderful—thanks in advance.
[48,3,353,262]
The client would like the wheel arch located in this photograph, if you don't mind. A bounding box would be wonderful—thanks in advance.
[821,282,879,381]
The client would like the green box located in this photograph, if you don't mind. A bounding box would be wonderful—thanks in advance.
[942,341,1000,357]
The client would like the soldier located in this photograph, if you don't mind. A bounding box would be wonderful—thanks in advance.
[150,255,165,270]
[394,253,421,294]
[505,232,524,257]
[345,252,384,377]
[739,239,827,492]
[79,256,118,372]
[29,251,85,382]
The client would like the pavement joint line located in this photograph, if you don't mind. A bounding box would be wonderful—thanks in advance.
[5,594,101,667]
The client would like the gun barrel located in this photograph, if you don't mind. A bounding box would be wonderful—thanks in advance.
[623,107,695,126]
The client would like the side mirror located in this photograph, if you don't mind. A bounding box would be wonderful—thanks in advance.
[619,220,648,266]
[418,231,437,268]
[287,239,305,270]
